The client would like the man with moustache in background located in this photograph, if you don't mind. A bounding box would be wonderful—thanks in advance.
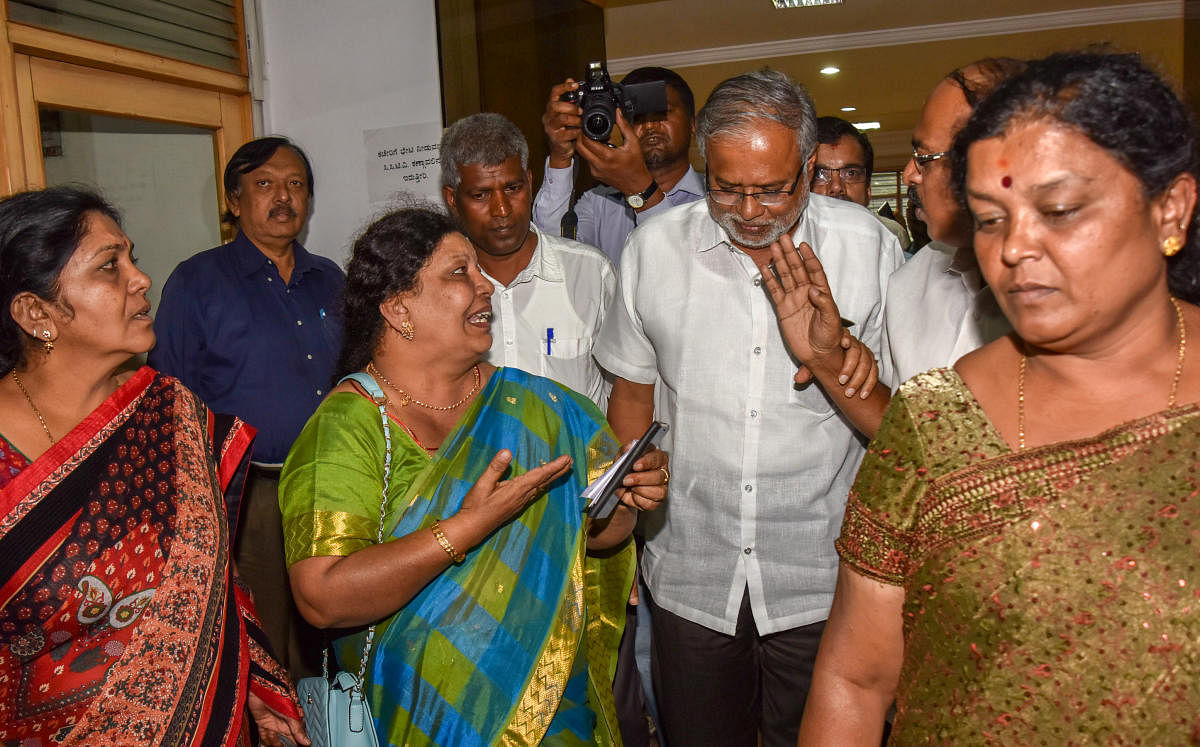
[881,58,1025,388]
[151,136,344,679]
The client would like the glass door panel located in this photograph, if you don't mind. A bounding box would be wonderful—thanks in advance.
[40,108,222,310]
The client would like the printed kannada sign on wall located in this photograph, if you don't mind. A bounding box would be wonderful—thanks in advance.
[363,121,444,204]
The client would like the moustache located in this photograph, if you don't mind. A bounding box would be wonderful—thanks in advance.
[906,184,922,211]
[269,205,297,220]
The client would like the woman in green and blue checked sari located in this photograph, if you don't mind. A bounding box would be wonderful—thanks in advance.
[279,207,668,746]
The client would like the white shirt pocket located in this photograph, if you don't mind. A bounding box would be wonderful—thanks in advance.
[787,380,836,418]
[543,334,591,359]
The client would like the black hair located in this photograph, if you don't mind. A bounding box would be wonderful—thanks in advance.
[944,57,1028,110]
[815,116,873,176]
[335,207,461,379]
[622,66,696,120]
[222,136,314,224]
[951,51,1200,303]
[0,186,123,375]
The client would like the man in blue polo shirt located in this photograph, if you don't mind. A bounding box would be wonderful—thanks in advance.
[149,136,343,679]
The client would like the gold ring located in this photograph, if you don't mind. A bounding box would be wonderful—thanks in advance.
[659,466,670,484]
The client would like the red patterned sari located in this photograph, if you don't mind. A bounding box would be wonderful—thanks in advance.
[0,367,300,746]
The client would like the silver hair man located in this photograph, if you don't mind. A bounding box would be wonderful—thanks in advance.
[592,64,903,747]
[695,68,817,163]
[439,112,530,189]
[698,69,819,250]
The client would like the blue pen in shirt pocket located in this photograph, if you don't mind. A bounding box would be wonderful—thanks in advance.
[545,327,554,355]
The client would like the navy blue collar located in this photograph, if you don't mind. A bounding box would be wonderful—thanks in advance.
[229,230,318,281]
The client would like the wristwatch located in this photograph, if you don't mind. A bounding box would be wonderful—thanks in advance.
[625,180,659,209]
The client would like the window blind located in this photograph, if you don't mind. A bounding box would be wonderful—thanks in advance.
[8,0,241,73]
[869,171,904,217]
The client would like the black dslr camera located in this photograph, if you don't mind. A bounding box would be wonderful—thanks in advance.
[560,61,668,142]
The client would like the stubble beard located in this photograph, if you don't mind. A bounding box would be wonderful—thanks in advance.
[642,146,669,170]
[714,198,806,250]
[641,136,688,172]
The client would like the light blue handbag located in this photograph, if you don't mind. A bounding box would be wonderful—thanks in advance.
[295,373,389,747]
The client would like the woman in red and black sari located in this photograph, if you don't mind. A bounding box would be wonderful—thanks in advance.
[0,187,307,746]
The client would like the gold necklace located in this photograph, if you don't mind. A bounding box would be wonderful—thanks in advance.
[366,362,481,411]
[11,371,55,444]
[1017,296,1186,450]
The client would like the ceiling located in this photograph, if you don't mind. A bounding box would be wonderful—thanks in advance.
[605,0,1159,53]
[602,0,1186,170]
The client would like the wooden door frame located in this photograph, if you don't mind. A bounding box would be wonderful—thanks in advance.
[0,2,252,231]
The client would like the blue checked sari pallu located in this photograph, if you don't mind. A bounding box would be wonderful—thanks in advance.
[281,367,634,746]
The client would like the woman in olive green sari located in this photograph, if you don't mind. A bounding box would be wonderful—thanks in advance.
[280,207,667,746]
[796,52,1200,744]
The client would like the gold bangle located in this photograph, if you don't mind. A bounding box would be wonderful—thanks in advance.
[431,519,465,563]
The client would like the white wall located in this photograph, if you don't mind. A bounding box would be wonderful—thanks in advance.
[257,0,443,266]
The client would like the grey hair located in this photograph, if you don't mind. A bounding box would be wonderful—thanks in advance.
[696,69,817,163]
[439,113,530,189]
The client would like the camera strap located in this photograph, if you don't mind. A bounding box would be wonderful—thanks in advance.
[559,157,580,240]
[560,207,578,240]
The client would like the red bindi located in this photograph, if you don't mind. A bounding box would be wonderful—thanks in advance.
[1001,175,1012,188]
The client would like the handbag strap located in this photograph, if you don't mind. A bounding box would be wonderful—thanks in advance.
[329,371,393,694]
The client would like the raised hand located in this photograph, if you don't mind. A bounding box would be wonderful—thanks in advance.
[762,234,846,367]
[544,79,582,168]
[574,110,656,198]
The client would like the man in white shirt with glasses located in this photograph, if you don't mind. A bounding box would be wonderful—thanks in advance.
[810,115,911,253]
[882,58,1025,388]
[595,69,901,747]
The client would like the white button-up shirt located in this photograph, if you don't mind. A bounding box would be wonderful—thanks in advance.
[595,196,902,634]
[880,240,1011,387]
[483,224,616,407]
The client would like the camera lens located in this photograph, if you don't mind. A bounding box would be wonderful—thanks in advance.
[584,111,613,141]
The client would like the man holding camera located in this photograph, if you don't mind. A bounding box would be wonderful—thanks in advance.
[534,66,705,264]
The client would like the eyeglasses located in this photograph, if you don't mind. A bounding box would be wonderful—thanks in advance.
[910,148,950,170]
[812,166,867,185]
[706,168,804,207]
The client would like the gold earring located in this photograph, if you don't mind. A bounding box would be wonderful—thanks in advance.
[1163,236,1184,257]
[41,329,54,353]
[399,320,415,341]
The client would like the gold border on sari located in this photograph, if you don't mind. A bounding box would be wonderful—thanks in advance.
[498,545,586,746]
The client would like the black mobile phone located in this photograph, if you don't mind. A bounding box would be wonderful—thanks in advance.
[584,421,668,519]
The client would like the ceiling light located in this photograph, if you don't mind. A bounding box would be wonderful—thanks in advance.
[819,66,840,75]
[840,106,856,112]
[853,121,881,130]
[773,0,842,7]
